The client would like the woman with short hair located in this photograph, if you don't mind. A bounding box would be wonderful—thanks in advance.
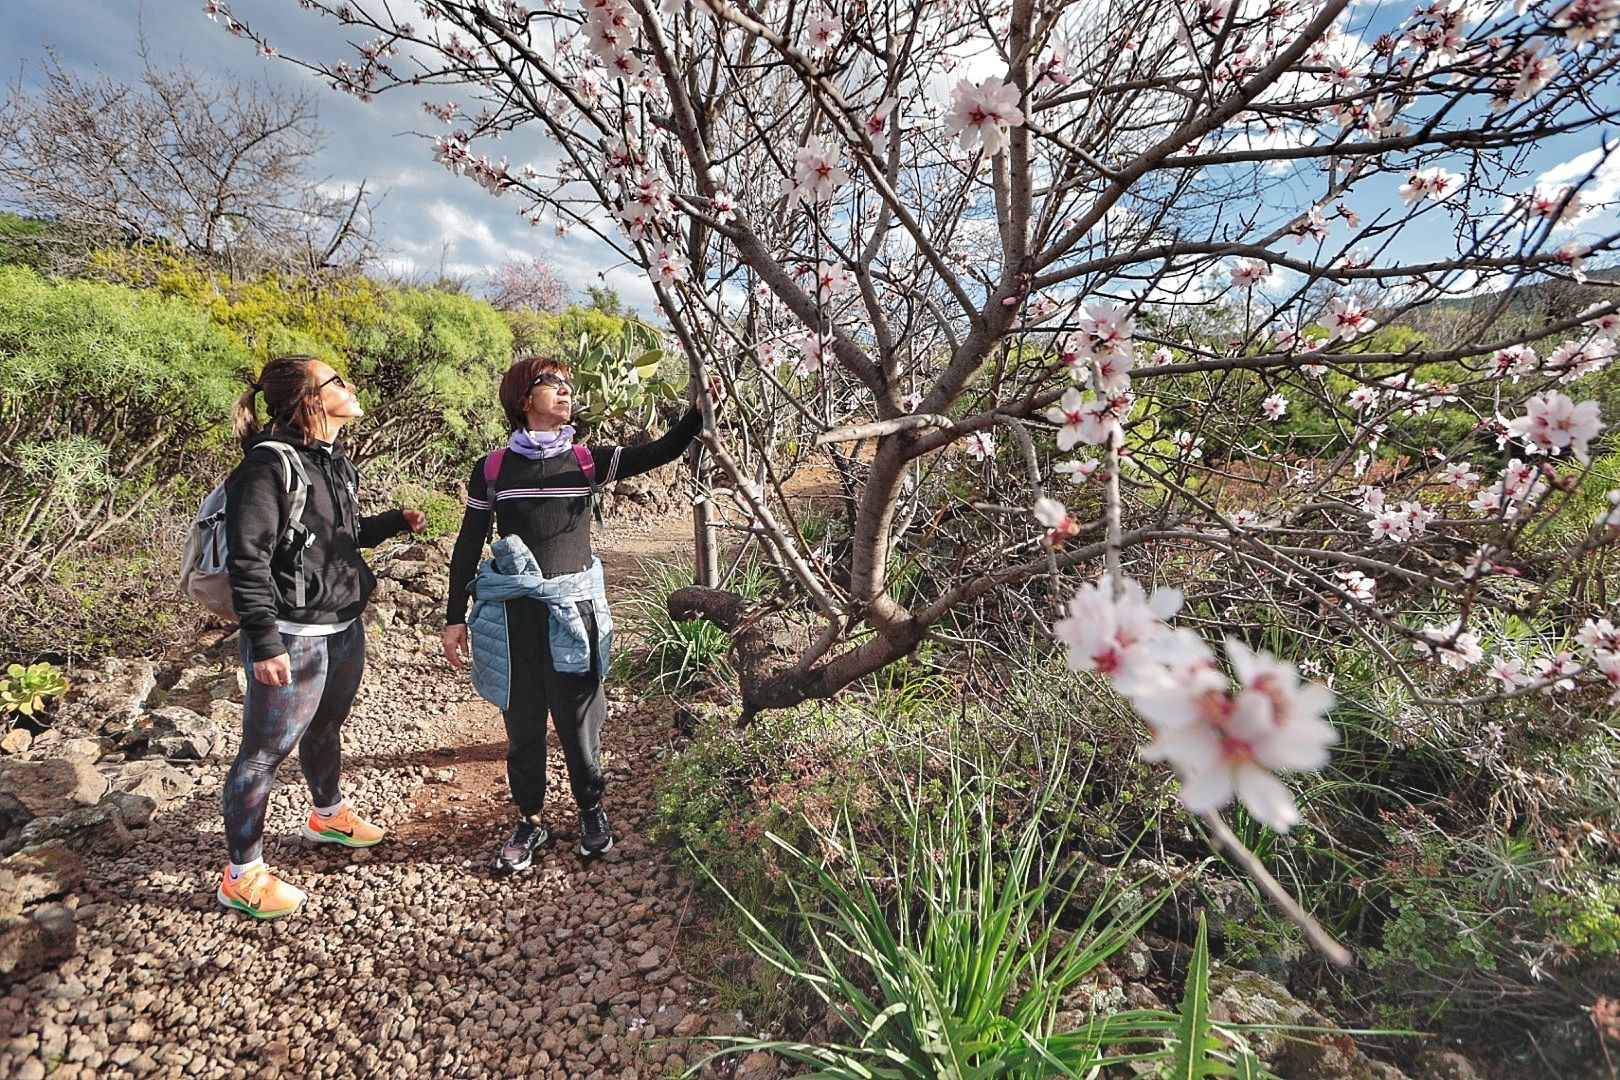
[441,354,713,874]
[219,354,425,918]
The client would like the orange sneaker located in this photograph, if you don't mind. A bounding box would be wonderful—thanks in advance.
[300,803,385,848]
[216,862,306,919]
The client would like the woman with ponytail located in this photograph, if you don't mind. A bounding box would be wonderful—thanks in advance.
[217,354,426,919]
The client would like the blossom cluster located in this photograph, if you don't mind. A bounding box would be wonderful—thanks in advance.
[1053,578,1338,831]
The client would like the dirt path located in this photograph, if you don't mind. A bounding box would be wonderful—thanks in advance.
[0,513,763,1080]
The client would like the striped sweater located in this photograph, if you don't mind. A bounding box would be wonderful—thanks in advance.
[445,408,702,625]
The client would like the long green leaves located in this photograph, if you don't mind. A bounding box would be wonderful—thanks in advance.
[686,730,1179,1078]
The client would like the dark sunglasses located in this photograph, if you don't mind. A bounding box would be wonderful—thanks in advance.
[319,373,350,391]
[528,373,574,395]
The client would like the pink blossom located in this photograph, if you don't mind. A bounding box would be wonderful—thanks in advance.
[652,247,688,285]
[1047,387,1132,449]
[1416,620,1483,670]
[1033,496,1080,547]
[1532,652,1582,692]
[944,76,1025,157]
[1512,47,1559,101]
[966,430,995,460]
[802,5,842,53]
[1228,259,1272,288]
[1441,461,1478,487]
[1397,166,1460,205]
[1335,568,1376,601]
[1581,304,1620,334]
[1053,578,1186,684]
[1577,617,1620,657]
[1553,0,1620,45]
[1507,391,1603,463]
[792,333,830,377]
[1260,393,1288,421]
[1055,457,1100,484]
[1345,386,1380,410]
[1488,655,1531,689]
[1134,639,1337,831]
[865,97,899,137]
[1528,185,1584,224]
[1594,652,1620,702]
[1324,297,1378,340]
[783,138,848,203]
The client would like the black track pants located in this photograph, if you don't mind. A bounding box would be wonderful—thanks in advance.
[500,597,606,817]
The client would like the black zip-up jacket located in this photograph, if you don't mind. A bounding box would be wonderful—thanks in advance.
[225,432,408,662]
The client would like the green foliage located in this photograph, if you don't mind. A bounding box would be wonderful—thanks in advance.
[0,661,68,718]
[392,483,463,540]
[686,732,1180,1079]
[0,264,250,594]
[1536,880,1620,956]
[617,555,748,692]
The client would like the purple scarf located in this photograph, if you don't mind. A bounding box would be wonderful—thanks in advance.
[509,425,576,460]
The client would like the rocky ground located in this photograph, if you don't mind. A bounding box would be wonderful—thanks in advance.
[0,512,784,1080]
[0,502,1482,1080]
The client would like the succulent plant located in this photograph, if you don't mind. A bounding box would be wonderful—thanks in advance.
[1,661,69,718]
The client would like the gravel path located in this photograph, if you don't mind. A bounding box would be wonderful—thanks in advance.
[0,516,761,1080]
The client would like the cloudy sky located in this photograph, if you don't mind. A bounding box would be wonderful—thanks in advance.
[1,2,1614,313]
[0,0,657,311]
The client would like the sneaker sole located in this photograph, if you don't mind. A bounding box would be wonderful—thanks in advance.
[300,822,384,848]
[216,887,303,920]
[492,852,533,877]
[578,835,614,858]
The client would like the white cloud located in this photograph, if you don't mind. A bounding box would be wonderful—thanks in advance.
[1537,145,1620,210]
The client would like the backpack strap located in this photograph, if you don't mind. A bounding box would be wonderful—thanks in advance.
[574,444,604,525]
[483,447,507,487]
[481,448,508,545]
[252,442,313,608]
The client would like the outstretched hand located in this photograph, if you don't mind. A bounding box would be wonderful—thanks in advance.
[692,374,725,409]
[403,508,427,533]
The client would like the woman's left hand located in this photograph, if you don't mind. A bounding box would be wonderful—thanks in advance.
[403,508,427,533]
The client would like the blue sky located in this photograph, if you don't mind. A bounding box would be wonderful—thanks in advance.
[0,0,657,310]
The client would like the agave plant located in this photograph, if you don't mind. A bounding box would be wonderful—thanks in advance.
[1,661,68,719]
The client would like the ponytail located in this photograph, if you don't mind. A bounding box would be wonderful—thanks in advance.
[233,381,263,446]
[237,355,323,448]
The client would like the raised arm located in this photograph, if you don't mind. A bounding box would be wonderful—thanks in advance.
[593,407,702,482]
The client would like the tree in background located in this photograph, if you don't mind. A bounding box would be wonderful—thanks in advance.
[0,48,376,277]
[484,256,570,313]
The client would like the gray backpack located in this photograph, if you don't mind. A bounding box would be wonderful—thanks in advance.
[180,442,312,620]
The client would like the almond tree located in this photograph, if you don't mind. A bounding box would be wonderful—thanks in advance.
[220,0,1620,954]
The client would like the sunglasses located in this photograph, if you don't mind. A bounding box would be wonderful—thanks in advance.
[527,373,574,395]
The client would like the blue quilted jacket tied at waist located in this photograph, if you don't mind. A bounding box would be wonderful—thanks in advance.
[467,535,613,710]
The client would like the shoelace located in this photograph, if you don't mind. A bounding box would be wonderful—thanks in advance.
[236,865,271,906]
[582,808,607,837]
[502,823,538,859]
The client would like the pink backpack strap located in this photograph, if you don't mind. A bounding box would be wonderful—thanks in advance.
[572,443,594,480]
[483,447,507,487]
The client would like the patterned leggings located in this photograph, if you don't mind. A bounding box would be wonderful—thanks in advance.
[222,623,365,864]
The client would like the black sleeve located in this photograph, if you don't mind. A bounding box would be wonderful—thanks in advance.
[224,453,290,663]
[359,509,409,548]
[445,457,493,626]
[595,407,702,482]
